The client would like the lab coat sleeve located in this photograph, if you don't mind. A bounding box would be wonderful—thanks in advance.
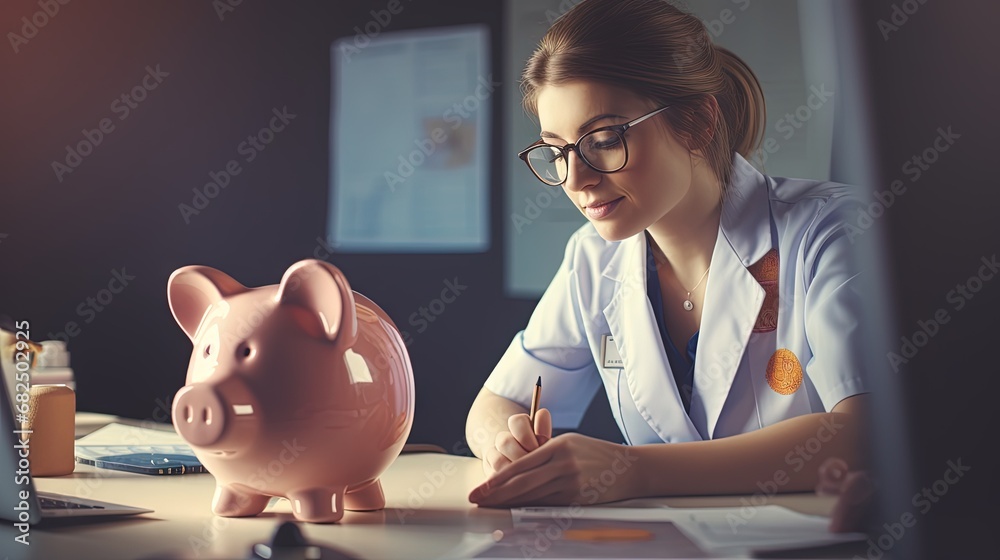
[802,194,872,411]
[483,229,602,429]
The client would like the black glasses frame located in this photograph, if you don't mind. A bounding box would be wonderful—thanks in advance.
[517,106,671,186]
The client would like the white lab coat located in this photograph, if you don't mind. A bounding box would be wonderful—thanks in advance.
[484,152,870,444]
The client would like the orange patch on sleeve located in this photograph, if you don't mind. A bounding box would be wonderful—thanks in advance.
[766,348,803,395]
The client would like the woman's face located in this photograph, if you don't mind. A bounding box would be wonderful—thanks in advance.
[534,81,698,241]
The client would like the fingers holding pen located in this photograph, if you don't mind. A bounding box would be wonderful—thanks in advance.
[495,428,531,464]
[503,407,552,456]
[533,407,552,445]
[479,377,549,479]
[507,413,540,453]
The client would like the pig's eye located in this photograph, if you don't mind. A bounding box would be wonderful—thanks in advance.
[203,344,212,357]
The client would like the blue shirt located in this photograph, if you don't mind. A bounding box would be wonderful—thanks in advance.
[645,233,699,414]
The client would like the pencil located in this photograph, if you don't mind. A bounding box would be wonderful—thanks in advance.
[529,375,542,428]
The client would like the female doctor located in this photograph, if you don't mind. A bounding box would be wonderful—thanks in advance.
[467,0,871,507]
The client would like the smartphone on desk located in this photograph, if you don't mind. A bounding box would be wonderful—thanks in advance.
[76,446,208,475]
[74,423,208,475]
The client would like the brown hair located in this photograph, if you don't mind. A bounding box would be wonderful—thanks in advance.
[522,0,766,194]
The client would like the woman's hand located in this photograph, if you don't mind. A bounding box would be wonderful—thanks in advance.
[469,432,639,507]
[816,457,876,533]
[481,408,552,476]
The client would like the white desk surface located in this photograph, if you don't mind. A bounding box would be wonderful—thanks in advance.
[2,438,840,560]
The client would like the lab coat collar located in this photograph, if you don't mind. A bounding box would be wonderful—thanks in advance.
[717,152,776,268]
[602,230,703,442]
[601,153,775,440]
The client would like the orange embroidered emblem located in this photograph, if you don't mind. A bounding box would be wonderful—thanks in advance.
[766,348,803,395]
[747,249,779,332]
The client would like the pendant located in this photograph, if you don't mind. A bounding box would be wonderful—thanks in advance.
[683,299,694,311]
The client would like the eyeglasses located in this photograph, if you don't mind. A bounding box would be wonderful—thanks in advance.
[518,106,670,187]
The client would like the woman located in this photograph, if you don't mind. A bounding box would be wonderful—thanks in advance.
[466,0,871,507]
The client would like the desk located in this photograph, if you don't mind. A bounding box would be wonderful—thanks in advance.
[3,446,841,560]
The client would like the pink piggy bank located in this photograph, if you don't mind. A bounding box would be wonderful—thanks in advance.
[166,259,414,523]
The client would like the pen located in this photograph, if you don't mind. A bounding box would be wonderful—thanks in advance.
[529,375,542,428]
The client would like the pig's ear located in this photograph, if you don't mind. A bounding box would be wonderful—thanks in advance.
[167,266,245,341]
[276,260,357,346]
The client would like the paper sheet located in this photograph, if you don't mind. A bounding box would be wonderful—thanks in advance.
[511,505,866,556]
[474,518,707,559]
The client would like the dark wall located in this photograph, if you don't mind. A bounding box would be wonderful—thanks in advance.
[0,0,621,453]
[857,0,1000,556]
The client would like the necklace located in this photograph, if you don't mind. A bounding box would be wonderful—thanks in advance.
[649,236,711,311]
[681,266,711,311]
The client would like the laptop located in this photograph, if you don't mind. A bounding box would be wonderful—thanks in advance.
[0,358,153,523]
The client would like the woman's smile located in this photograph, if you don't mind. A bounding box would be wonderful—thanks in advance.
[582,196,625,220]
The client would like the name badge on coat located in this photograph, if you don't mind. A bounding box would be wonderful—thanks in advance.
[601,335,623,368]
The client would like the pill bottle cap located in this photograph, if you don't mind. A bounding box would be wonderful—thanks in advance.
[38,340,70,368]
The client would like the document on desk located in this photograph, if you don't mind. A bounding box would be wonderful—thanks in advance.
[509,505,866,557]
[474,517,707,559]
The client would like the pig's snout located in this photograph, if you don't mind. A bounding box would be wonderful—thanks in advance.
[173,384,230,447]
